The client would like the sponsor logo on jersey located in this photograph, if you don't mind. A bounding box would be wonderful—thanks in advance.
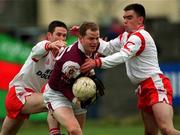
[36,69,52,79]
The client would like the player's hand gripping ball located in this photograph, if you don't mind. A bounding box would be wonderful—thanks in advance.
[72,77,96,101]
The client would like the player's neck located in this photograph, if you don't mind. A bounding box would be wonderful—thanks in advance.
[85,51,93,57]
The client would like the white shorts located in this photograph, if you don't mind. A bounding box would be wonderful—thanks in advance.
[43,84,87,115]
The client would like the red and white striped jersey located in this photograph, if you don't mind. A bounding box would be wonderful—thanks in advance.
[9,40,56,92]
[98,26,162,84]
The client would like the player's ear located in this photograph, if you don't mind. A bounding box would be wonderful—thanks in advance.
[78,35,83,39]
[78,35,83,42]
[47,32,52,40]
[138,16,144,24]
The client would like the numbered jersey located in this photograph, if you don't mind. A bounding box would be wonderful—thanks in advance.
[9,40,56,92]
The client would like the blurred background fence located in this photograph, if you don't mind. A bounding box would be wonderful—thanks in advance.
[0,0,180,121]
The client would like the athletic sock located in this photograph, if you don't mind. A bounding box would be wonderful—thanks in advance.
[49,128,61,135]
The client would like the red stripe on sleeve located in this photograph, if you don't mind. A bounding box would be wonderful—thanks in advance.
[32,57,39,62]
[123,41,135,52]
[45,42,50,51]
[119,34,123,42]
[134,32,145,56]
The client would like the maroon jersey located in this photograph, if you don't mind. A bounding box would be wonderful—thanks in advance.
[48,42,95,101]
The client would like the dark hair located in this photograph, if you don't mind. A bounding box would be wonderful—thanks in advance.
[48,20,67,33]
[124,3,146,19]
[79,22,99,37]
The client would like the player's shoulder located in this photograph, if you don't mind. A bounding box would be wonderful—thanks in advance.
[60,43,80,61]
[32,40,49,50]
[120,31,129,39]
[35,40,49,45]
[135,29,151,36]
[131,29,151,40]
[66,42,81,56]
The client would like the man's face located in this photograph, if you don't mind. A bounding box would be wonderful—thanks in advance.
[79,29,100,55]
[123,10,143,32]
[48,27,67,42]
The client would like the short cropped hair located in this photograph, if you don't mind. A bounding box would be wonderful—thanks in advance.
[79,22,99,37]
[124,3,146,19]
[48,20,67,33]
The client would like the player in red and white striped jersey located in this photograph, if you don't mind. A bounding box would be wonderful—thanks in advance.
[0,21,67,135]
[81,3,180,135]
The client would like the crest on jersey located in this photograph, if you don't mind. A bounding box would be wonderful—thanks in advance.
[62,61,80,79]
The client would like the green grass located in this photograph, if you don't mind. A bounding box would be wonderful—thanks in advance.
[1,115,180,135]
[17,120,144,135]
[83,123,143,135]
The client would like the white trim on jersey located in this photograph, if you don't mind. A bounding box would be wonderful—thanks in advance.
[31,40,50,60]
[151,75,169,103]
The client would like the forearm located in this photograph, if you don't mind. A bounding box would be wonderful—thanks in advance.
[98,38,122,56]
[31,40,50,59]
[100,50,130,69]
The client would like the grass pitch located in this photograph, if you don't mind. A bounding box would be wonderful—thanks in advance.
[18,120,144,135]
[1,114,180,135]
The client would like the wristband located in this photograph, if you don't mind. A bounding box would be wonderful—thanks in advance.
[45,42,51,51]
[95,58,102,68]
